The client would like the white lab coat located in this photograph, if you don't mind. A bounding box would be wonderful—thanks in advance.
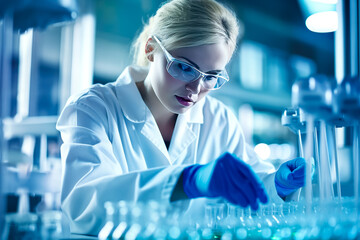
[57,66,282,235]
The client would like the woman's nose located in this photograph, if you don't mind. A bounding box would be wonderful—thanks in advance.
[185,77,202,94]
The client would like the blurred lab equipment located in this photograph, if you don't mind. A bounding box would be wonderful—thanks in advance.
[97,198,360,240]
[285,0,360,230]
[93,0,360,237]
[0,0,97,238]
[0,0,78,32]
[1,116,64,239]
[98,72,359,239]
[298,0,338,33]
[0,0,359,239]
[94,0,360,238]
[281,108,306,159]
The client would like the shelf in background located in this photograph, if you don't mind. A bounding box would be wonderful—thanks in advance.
[210,83,292,112]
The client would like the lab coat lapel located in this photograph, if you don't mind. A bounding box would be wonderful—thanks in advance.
[116,66,171,165]
[140,113,171,165]
[168,115,197,163]
[116,66,205,165]
[169,100,204,163]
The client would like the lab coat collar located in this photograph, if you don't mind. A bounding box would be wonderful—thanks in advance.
[115,66,149,123]
[115,65,205,124]
[182,98,204,124]
[115,65,205,164]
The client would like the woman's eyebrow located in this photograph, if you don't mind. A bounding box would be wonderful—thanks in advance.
[178,56,200,69]
[178,56,223,74]
[207,70,222,74]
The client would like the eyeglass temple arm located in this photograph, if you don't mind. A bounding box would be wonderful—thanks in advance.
[152,36,174,61]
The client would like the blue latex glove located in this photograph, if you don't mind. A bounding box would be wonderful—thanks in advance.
[275,157,306,198]
[182,152,268,210]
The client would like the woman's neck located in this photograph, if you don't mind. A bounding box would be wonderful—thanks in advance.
[136,80,177,142]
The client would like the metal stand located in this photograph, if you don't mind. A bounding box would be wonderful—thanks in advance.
[0,11,14,235]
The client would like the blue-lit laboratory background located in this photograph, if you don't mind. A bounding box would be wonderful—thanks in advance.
[2,0,359,239]
[4,1,336,173]
[6,1,335,151]
[1,0,344,194]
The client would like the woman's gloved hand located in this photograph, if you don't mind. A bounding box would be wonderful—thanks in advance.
[275,157,306,198]
[182,152,268,210]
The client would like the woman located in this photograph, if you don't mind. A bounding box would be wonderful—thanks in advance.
[57,0,305,235]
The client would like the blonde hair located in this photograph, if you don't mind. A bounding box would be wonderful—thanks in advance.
[132,0,242,67]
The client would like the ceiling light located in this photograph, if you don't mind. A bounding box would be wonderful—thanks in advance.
[311,0,337,4]
[305,11,338,33]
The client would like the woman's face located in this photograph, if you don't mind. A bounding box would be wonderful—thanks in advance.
[146,41,231,115]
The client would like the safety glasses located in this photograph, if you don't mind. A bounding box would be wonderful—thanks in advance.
[153,36,229,90]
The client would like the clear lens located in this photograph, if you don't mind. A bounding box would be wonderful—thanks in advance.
[202,75,218,89]
[168,60,199,82]
[214,76,227,89]
[203,71,229,90]
[167,59,229,90]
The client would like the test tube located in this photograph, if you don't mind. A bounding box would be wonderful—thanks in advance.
[98,202,115,240]
[304,115,314,211]
[329,125,342,202]
[124,203,142,240]
[204,203,225,231]
[333,77,360,207]
[313,122,323,199]
[112,201,129,240]
[281,107,305,158]
[140,201,160,239]
[354,125,359,214]
[281,107,305,201]
[319,121,335,200]
[229,205,248,239]
[292,75,337,210]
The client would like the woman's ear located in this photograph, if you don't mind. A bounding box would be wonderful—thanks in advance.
[145,38,154,62]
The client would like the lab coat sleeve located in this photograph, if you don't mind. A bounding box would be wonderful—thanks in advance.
[56,97,186,235]
[224,107,283,203]
[244,144,283,203]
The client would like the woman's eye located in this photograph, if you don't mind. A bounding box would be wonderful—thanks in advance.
[205,75,217,81]
[178,63,192,72]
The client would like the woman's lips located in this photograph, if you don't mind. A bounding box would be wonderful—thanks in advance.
[175,96,194,107]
